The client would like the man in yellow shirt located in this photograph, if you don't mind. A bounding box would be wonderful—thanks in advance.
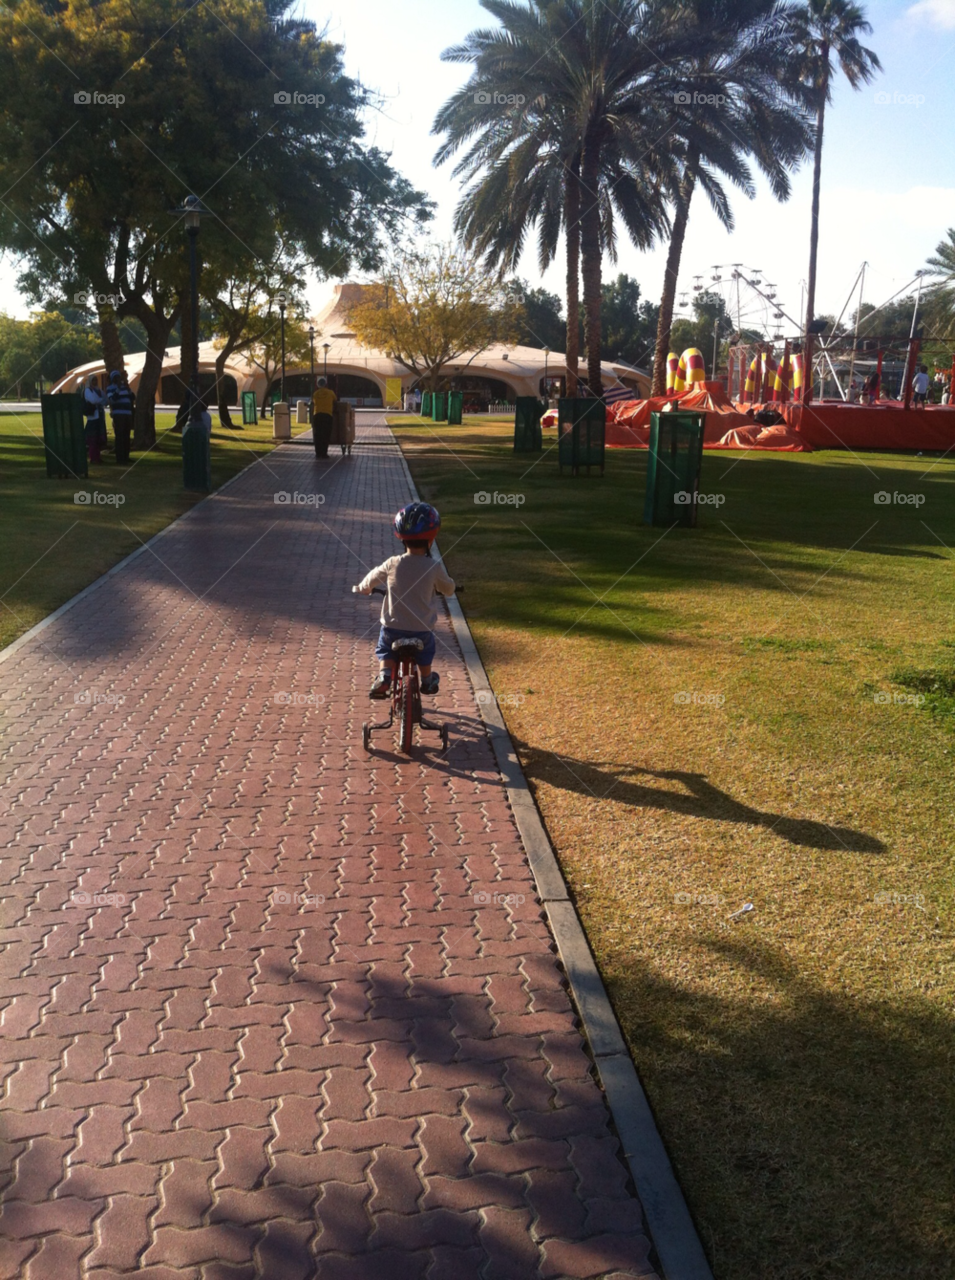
[311,377,337,457]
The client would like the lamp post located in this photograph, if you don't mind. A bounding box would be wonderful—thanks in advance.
[322,342,330,382]
[308,326,315,398]
[279,296,287,404]
[180,195,210,492]
[183,196,201,404]
[543,347,549,400]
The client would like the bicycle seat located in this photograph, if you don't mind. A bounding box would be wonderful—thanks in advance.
[390,637,425,653]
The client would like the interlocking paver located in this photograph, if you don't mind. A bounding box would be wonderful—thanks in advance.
[0,415,656,1276]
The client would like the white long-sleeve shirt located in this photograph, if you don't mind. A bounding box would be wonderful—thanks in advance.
[358,553,454,631]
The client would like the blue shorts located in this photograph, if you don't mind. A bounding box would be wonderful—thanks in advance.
[376,626,435,666]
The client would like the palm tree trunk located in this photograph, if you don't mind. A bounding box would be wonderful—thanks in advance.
[803,65,828,404]
[564,159,581,397]
[580,131,603,396]
[652,160,698,395]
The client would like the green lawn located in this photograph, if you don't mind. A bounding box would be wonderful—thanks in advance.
[0,410,298,651]
[392,418,955,1280]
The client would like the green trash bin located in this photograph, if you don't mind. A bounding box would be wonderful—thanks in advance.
[447,390,464,425]
[183,418,212,493]
[557,398,605,475]
[432,391,448,422]
[514,397,544,452]
[241,391,258,425]
[644,411,705,527]
[41,393,88,479]
[421,390,433,418]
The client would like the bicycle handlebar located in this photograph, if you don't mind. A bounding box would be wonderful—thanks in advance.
[352,585,464,596]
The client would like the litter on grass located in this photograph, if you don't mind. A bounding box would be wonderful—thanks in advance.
[728,903,755,922]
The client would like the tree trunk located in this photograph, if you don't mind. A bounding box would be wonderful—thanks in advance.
[564,158,581,397]
[803,63,828,404]
[580,132,603,396]
[131,313,173,450]
[99,314,125,378]
[652,161,697,396]
[215,345,236,427]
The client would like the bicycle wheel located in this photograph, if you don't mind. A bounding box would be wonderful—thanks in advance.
[398,670,415,753]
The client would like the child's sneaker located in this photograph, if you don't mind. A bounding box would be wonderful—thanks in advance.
[420,673,440,695]
[369,674,392,700]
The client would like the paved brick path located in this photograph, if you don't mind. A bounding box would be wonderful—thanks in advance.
[0,416,657,1279]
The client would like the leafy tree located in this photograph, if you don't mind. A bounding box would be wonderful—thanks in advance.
[925,230,955,340]
[347,243,521,392]
[0,311,99,396]
[790,0,880,356]
[600,275,659,369]
[0,0,430,447]
[516,286,567,354]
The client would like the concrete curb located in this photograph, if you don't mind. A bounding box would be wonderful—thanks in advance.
[392,422,713,1280]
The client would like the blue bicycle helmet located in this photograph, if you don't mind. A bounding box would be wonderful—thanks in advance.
[394,501,440,542]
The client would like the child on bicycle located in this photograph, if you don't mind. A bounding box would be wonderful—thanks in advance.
[354,502,455,699]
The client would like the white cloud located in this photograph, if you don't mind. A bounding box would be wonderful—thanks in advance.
[907,0,955,29]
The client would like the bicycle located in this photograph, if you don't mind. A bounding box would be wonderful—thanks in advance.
[354,586,460,754]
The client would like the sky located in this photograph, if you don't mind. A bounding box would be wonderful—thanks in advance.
[2,0,954,343]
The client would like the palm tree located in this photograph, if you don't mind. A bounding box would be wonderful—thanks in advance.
[925,228,955,338]
[649,0,814,394]
[791,0,880,374]
[435,0,714,396]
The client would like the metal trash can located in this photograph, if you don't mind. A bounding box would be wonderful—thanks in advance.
[432,391,448,422]
[241,391,258,425]
[557,398,605,475]
[514,397,544,452]
[272,401,291,441]
[182,419,211,493]
[295,399,309,424]
[644,411,705,527]
[447,390,464,425]
[41,393,88,478]
[421,390,433,418]
[330,402,355,455]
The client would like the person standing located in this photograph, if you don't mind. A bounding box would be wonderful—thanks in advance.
[82,374,107,463]
[913,365,930,408]
[106,370,135,464]
[311,376,337,458]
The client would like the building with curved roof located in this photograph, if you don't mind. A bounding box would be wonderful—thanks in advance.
[53,282,650,406]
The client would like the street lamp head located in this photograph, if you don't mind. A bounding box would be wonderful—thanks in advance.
[308,326,315,338]
[323,342,330,352]
[182,194,203,232]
